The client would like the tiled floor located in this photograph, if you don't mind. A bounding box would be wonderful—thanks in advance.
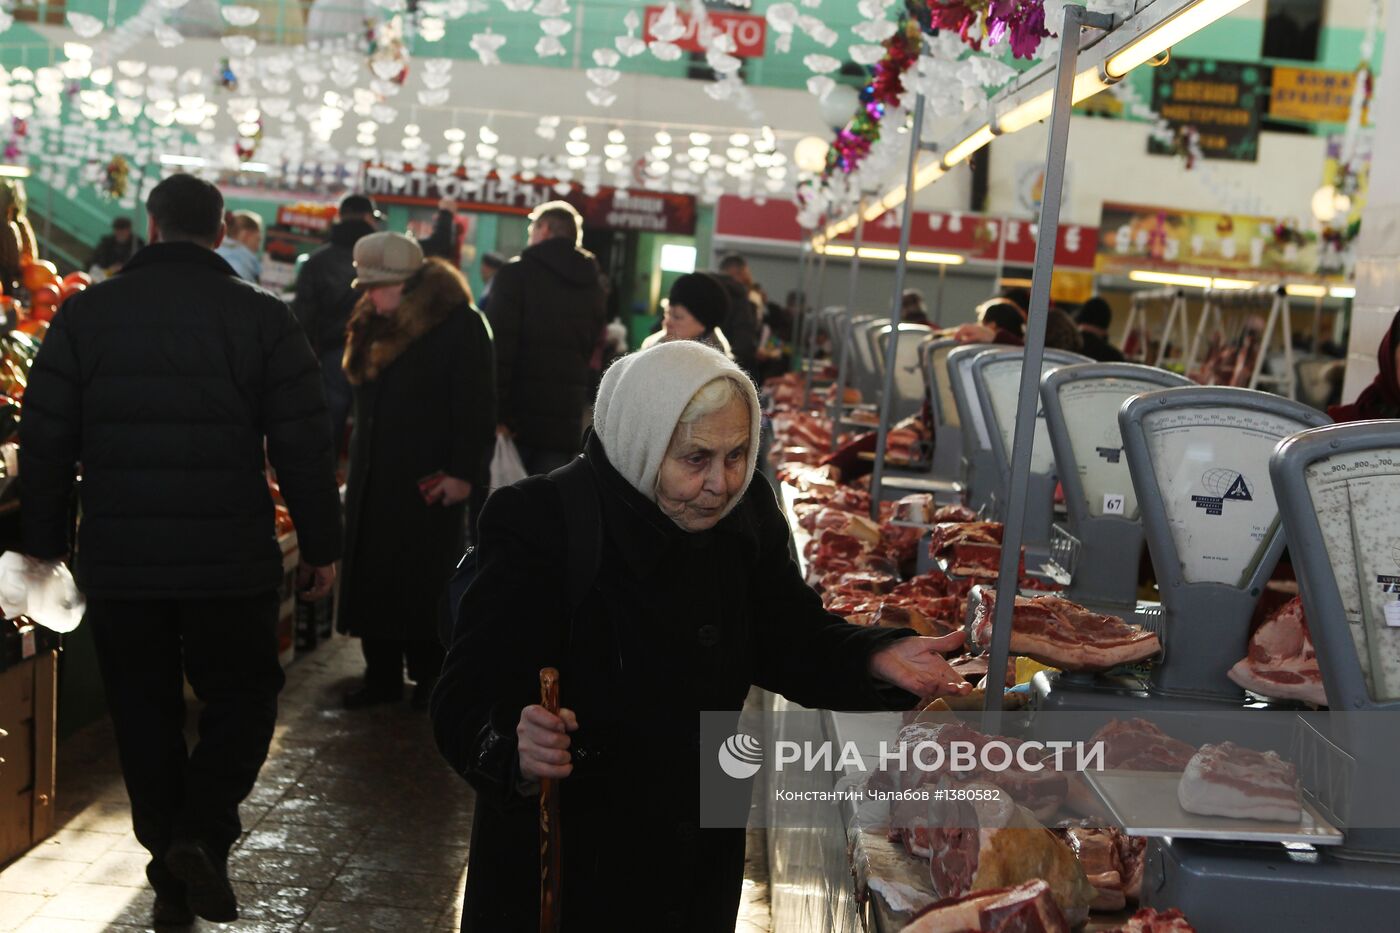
[0,635,772,932]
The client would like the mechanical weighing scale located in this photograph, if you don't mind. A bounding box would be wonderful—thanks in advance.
[871,337,966,503]
[1115,386,1330,705]
[945,343,1001,513]
[1039,363,1193,613]
[969,347,1091,568]
[1139,421,1400,930]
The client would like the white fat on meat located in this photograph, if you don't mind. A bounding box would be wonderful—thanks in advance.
[1176,742,1302,823]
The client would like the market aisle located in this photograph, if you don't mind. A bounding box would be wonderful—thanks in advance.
[0,634,773,932]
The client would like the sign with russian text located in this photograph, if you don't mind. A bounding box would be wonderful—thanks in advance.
[1149,58,1267,162]
[644,5,767,58]
[1270,67,1360,124]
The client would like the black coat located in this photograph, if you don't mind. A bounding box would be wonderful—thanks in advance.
[292,219,375,356]
[1078,329,1125,363]
[339,260,496,641]
[718,274,760,379]
[432,431,917,932]
[88,233,143,272]
[20,242,342,597]
[485,237,606,453]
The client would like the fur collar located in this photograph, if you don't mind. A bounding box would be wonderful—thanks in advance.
[343,258,471,385]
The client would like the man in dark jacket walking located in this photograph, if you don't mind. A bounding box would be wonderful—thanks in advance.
[485,200,606,474]
[87,216,144,276]
[20,174,342,927]
[718,253,761,379]
[292,192,380,456]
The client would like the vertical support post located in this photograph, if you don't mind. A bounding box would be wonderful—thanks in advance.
[935,261,947,328]
[802,236,831,410]
[982,4,1107,727]
[828,197,868,450]
[870,97,926,519]
[792,240,812,375]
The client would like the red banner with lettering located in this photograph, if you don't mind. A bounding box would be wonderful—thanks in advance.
[643,5,767,58]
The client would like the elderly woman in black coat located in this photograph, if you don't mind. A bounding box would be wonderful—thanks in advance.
[339,232,495,709]
[432,340,967,931]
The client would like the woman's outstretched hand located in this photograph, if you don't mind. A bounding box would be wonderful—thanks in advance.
[517,704,580,781]
[868,636,974,698]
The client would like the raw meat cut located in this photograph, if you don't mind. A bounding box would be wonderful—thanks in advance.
[901,880,1069,933]
[1177,742,1301,823]
[893,493,935,525]
[929,522,1022,579]
[922,787,1093,925]
[1227,597,1327,706]
[1089,719,1196,772]
[1050,823,1147,912]
[1104,907,1197,932]
[820,569,899,596]
[872,603,963,641]
[971,591,1162,672]
[933,503,979,524]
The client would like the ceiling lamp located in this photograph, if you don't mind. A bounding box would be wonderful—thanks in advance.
[793,136,829,173]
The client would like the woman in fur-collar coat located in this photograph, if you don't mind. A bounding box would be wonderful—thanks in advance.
[339,234,496,709]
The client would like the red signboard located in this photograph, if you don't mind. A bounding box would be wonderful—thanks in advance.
[362,165,697,235]
[643,5,767,58]
[713,196,1098,270]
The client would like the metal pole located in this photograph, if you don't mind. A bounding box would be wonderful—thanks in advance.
[828,196,867,451]
[870,100,926,520]
[935,261,947,328]
[982,4,1110,728]
[792,240,811,375]
[802,235,831,410]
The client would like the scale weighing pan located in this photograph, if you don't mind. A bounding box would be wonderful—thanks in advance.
[1084,769,1342,846]
[970,348,1091,569]
[1040,363,1192,611]
[1119,387,1330,702]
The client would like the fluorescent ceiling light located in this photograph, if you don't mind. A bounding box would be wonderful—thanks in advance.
[941,124,994,168]
[1129,270,1212,288]
[1106,0,1253,79]
[820,245,965,265]
[0,164,30,178]
[160,154,206,166]
[1284,284,1328,298]
[239,162,270,173]
[1128,270,1259,290]
[659,243,697,274]
[1330,285,1356,299]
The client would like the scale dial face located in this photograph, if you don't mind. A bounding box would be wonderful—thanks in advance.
[958,357,993,451]
[1141,406,1310,587]
[932,345,960,429]
[1303,448,1400,702]
[983,358,1066,475]
[1058,377,1166,520]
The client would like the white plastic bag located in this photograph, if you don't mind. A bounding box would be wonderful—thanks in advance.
[0,551,86,633]
[490,436,529,490]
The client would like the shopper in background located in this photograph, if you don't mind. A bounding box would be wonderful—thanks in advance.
[339,233,495,710]
[215,210,264,283]
[1000,286,1032,318]
[901,288,931,325]
[476,250,505,311]
[640,271,733,358]
[1330,307,1400,421]
[434,340,968,932]
[1075,297,1125,362]
[952,298,1027,345]
[292,192,380,459]
[87,216,144,279]
[418,196,467,266]
[485,200,606,475]
[717,252,761,378]
[20,174,342,927]
[1045,307,1085,353]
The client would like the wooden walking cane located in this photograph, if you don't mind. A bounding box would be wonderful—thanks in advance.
[539,667,562,933]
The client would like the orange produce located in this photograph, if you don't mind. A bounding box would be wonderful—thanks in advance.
[30,283,60,319]
[61,271,92,289]
[60,281,86,302]
[21,259,58,291]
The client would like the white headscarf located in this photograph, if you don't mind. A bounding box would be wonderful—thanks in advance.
[592,341,761,512]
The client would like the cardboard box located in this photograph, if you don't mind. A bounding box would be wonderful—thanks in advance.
[0,650,57,864]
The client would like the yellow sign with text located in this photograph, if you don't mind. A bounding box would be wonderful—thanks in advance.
[1270,67,1360,124]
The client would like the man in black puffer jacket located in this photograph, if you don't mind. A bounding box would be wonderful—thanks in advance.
[19,174,342,928]
[486,200,607,474]
[292,192,379,456]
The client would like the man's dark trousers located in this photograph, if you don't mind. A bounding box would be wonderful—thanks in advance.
[87,592,283,896]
